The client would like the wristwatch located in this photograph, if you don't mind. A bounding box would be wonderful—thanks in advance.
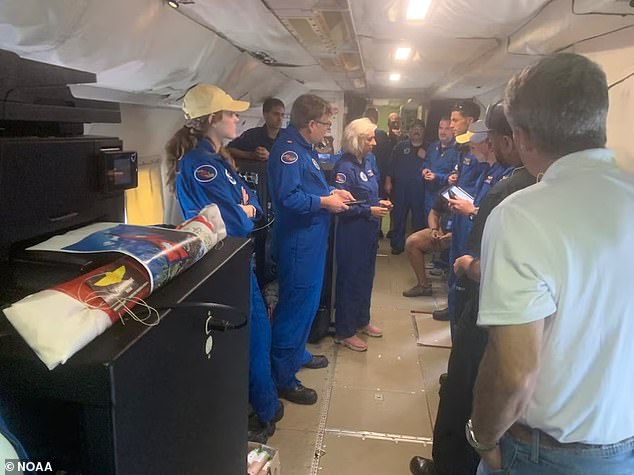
[465,419,498,452]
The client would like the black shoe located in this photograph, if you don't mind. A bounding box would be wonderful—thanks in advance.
[278,384,318,405]
[303,354,329,369]
[247,421,275,444]
[410,456,438,475]
[432,307,449,321]
[272,401,284,423]
[391,247,404,255]
[438,373,448,386]
[386,230,393,239]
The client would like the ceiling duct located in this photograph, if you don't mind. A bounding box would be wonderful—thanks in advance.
[280,10,356,54]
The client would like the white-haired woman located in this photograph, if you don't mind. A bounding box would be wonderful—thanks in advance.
[332,118,393,351]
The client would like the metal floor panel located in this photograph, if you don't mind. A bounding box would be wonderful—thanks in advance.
[267,237,450,474]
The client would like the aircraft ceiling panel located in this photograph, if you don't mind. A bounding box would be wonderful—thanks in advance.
[349,0,550,40]
[179,0,316,67]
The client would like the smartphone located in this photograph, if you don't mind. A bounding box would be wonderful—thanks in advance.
[344,200,367,205]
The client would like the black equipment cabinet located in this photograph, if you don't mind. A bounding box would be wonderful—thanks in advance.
[0,238,252,475]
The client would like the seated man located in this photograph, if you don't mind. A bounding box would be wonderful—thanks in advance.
[227,97,285,161]
[402,202,452,297]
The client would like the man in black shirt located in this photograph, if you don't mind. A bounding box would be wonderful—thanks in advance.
[409,104,536,475]
[227,97,285,161]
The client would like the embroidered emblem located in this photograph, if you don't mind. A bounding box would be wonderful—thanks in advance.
[194,164,217,183]
[367,169,374,177]
[360,171,368,182]
[335,173,347,184]
[404,147,411,154]
[225,168,237,185]
[281,151,298,164]
[463,157,471,166]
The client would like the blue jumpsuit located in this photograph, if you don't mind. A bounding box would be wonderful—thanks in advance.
[331,153,380,338]
[389,140,427,251]
[447,161,514,326]
[175,138,280,423]
[423,140,461,220]
[267,125,332,391]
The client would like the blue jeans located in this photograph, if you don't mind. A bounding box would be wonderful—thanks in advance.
[477,430,634,475]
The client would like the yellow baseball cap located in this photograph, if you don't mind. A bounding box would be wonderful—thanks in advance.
[182,84,250,119]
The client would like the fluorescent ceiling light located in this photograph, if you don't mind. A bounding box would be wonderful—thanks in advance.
[167,0,179,7]
[389,73,401,81]
[394,47,412,61]
[406,0,432,20]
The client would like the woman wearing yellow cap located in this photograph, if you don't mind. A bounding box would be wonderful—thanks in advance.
[165,84,282,442]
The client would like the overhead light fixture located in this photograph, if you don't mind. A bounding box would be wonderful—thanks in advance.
[389,73,401,81]
[406,0,432,20]
[167,0,195,8]
[394,47,412,61]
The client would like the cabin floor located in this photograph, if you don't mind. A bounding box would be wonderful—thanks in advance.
[268,237,451,474]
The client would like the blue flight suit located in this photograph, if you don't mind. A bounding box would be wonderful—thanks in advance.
[267,125,332,391]
[176,138,280,423]
[423,140,461,220]
[455,148,484,197]
[447,161,514,327]
[331,153,380,338]
[389,140,427,251]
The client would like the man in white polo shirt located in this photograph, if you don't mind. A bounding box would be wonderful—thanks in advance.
[470,53,634,474]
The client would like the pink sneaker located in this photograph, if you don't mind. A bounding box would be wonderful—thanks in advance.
[358,323,383,337]
[335,335,368,352]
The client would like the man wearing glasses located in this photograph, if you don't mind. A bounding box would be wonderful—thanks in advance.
[268,94,353,405]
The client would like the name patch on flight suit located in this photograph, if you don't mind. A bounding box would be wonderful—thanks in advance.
[312,158,321,170]
[281,151,298,164]
[225,168,237,185]
[359,171,368,182]
[194,164,218,183]
[335,173,347,184]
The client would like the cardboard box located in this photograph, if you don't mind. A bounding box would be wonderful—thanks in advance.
[247,441,281,475]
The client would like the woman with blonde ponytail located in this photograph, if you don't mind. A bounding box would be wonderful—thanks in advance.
[167,84,283,442]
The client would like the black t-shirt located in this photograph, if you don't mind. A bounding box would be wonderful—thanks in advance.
[467,167,535,257]
[228,125,278,152]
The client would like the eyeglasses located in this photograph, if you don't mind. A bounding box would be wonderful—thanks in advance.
[314,120,332,127]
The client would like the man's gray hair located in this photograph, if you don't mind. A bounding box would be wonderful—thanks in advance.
[504,53,608,157]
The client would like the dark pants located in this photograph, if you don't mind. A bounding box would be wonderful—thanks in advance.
[432,280,488,475]
[390,179,426,250]
[334,216,379,338]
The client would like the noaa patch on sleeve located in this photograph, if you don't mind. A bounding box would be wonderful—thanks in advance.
[359,171,368,182]
[335,173,347,184]
[281,150,299,164]
[225,168,237,185]
[194,164,217,183]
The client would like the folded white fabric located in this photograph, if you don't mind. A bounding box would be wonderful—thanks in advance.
[3,205,226,370]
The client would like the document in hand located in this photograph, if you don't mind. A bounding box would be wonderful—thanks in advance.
[441,185,474,204]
